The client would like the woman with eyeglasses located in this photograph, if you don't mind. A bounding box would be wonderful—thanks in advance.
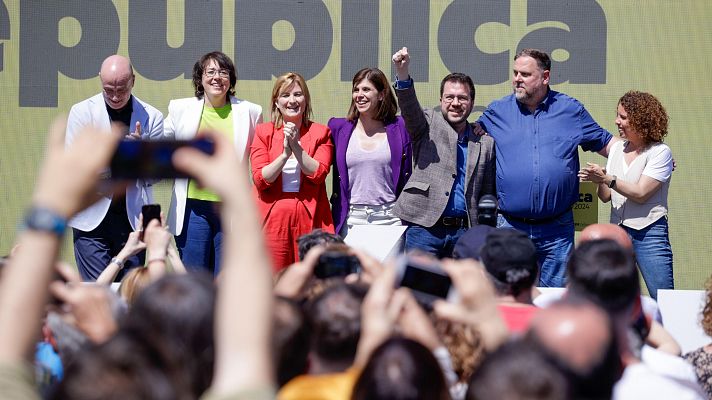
[165,51,262,276]
[250,72,334,271]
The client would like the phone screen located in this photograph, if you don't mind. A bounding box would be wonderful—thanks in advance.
[142,204,161,231]
[110,139,215,179]
[400,263,452,299]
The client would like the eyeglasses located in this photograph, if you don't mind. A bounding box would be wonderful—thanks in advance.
[442,95,471,104]
[204,69,230,78]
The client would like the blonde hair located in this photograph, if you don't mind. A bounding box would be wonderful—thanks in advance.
[270,72,312,128]
[118,267,152,306]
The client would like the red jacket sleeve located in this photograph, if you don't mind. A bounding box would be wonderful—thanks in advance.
[250,123,276,192]
[302,124,333,184]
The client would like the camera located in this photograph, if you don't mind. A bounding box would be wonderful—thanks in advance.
[313,250,361,279]
[394,255,457,306]
[477,194,498,227]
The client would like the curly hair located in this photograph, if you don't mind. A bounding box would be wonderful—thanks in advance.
[702,275,712,337]
[618,91,668,144]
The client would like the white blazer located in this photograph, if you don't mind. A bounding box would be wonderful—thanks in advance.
[65,93,164,232]
[164,96,262,235]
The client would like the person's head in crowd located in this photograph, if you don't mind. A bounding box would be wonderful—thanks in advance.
[44,285,126,360]
[297,229,344,261]
[351,337,450,400]
[527,299,622,400]
[270,71,313,128]
[45,311,88,369]
[122,273,216,397]
[99,55,135,110]
[479,228,538,300]
[347,67,398,123]
[617,90,668,146]
[467,338,568,400]
[452,225,496,260]
[192,51,237,100]
[305,282,367,374]
[579,223,633,250]
[52,331,186,400]
[434,319,485,384]
[118,266,152,306]
[273,296,310,387]
[567,239,639,317]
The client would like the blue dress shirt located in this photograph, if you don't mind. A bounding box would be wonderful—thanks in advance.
[478,89,611,219]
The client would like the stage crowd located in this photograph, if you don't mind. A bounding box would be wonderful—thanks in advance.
[0,47,710,399]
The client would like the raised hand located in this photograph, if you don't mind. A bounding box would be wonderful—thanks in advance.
[392,47,411,81]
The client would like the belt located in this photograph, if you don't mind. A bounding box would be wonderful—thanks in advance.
[499,209,570,225]
[435,216,469,228]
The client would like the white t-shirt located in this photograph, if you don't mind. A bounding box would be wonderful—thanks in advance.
[281,157,301,193]
[606,141,673,229]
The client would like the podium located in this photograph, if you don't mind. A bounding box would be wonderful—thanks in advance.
[343,225,407,262]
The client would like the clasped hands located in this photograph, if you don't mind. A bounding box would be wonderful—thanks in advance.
[282,121,302,157]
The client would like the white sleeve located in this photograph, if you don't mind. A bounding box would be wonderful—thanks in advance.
[642,144,673,182]
[163,100,177,140]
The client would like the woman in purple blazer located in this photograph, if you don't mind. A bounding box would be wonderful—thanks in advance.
[328,67,412,237]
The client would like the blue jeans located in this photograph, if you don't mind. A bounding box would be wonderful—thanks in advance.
[405,224,467,259]
[623,217,673,300]
[497,211,574,287]
[175,199,222,276]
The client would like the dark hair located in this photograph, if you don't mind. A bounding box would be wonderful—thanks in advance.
[192,51,237,99]
[352,337,450,400]
[122,273,216,397]
[346,67,398,123]
[480,229,539,297]
[566,239,639,315]
[467,339,568,400]
[306,282,367,368]
[618,90,669,144]
[53,332,186,400]
[297,229,344,261]
[514,48,552,71]
[273,296,310,387]
[440,72,475,100]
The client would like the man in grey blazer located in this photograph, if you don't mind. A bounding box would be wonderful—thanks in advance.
[391,47,495,258]
[65,55,164,280]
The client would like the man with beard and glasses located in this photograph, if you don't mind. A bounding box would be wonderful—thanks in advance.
[390,47,495,258]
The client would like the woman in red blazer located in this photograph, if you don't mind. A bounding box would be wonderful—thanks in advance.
[250,72,334,271]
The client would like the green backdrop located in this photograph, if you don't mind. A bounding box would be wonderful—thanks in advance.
[1,1,710,289]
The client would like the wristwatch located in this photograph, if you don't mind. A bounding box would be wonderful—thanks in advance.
[608,175,617,188]
[23,207,67,236]
[110,257,125,270]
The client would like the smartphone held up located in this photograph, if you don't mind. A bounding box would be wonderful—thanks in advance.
[110,138,215,179]
[395,255,457,306]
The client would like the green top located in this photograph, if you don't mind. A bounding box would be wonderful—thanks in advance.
[187,102,234,202]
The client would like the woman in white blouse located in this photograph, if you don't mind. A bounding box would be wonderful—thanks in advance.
[579,91,673,300]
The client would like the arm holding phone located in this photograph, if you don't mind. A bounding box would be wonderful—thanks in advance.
[95,230,146,285]
[0,118,119,372]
